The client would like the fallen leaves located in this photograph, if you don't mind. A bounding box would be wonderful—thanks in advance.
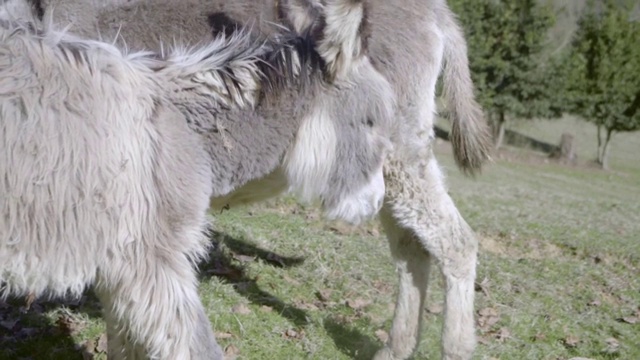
[345,298,372,311]
[215,331,234,340]
[374,329,389,344]
[475,277,491,297]
[282,328,305,340]
[56,311,85,335]
[493,327,511,342]
[477,307,500,331]
[617,315,639,324]
[224,344,240,360]
[78,333,108,359]
[231,304,252,315]
[293,300,320,311]
[232,254,255,263]
[532,332,546,342]
[563,334,580,348]
[95,333,108,353]
[315,289,333,302]
[587,299,601,307]
[604,337,620,353]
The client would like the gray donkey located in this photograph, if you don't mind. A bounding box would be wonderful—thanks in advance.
[4,0,493,359]
[0,2,394,358]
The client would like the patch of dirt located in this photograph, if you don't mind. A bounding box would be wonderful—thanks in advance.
[479,235,563,260]
[479,236,509,256]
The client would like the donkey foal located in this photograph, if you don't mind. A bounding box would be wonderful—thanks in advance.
[0,3,393,357]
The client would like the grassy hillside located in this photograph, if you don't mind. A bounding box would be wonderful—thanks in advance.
[1,117,638,359]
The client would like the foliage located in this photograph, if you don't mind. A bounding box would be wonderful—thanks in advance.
[449,0,564,147]
[565,0,640,168]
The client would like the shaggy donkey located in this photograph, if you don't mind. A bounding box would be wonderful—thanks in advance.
[10,0,493,359]
[0,4,393,359]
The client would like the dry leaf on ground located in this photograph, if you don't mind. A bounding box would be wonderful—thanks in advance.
[618,316,638,324]
[294,300,319,311]
[605,337,620,352]
[282,328,305,340]
[96,333,108,353]
[477,307,500,331]
[316,289,333,302]
[231,304,251,315]
[564,335,580,348]
[587,300,601,307]
[57,312,85,334]
[494,327,511,342]
[533,332,546,341]
[374,329,389,343]
[232,254,255,263]
[346,298,372,310]
[80,339,96,360]
[224,344,239,360]
[475,277,491,297]
[215,331,234,340]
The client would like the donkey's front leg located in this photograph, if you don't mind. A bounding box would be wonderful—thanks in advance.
[375,155,478,360]
[95,288,146,360]
[95,242,223,360]
[373,207,432,360]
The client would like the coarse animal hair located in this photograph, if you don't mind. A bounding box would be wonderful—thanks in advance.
[8,0,494,359]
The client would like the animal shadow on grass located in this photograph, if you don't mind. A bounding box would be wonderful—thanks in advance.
[201,230,382,358]
[0,292,103,360]
[323,317,380,360]
[200,230,309,327]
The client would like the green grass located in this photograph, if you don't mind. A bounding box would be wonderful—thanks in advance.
[1,117,638,359]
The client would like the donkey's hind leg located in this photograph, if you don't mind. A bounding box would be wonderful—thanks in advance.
[95,242,223,360]
[374,155,477,360]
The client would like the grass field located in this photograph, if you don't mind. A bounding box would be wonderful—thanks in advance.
[1,117,638,360]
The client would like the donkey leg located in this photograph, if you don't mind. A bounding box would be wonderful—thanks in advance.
[375,155,478,360]
[96,248,223,360]
[95,289,146,360]
[373,207,432,360]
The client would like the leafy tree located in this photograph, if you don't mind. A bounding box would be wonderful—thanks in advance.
[449,0,564,148]
[566,0,640,169]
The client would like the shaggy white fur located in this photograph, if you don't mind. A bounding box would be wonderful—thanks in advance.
[0,3,392,357]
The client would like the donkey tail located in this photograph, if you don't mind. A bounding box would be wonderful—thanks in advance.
[440,6,493,176]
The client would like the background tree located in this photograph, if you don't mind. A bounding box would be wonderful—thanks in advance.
[565,0,640,169]
[449,0,564,149]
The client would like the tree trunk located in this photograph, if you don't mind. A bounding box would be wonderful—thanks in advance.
[600,127,613,170]
[596,124,603,163]
[494,111,507,149]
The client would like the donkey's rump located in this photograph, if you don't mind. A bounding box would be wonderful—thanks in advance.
[0,22,166,297]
